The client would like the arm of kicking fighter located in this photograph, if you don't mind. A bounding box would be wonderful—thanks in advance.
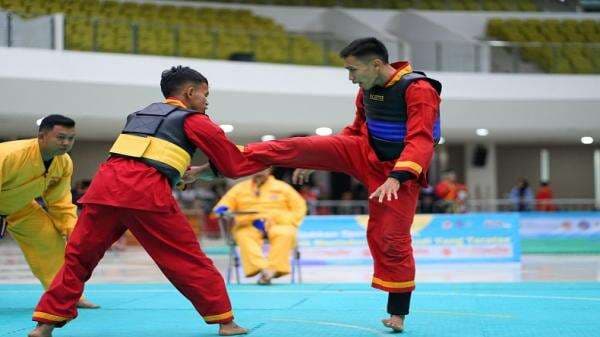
[42,156,78,238]
[183,114,269,179]
[370,80,440,203]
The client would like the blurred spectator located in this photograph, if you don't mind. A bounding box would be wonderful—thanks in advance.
[418,185,438,214]
[173,186,201,210]
[509,178,534,211]
[211,179,230,199]
[196,185,219,214]
[71,179,91,211]
[535,181,557,211]
[174,182,227,239]
[434,170,468,213]
[337,191,357,214]
[299,184,320,214]
[351,182,368,201]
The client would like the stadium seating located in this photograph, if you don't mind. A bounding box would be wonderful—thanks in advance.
[0,0,343,66]
[169,0,541,11]
[487,18,600,73]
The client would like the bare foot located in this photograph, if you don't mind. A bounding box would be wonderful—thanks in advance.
[382,314,404,333]
[77,298,100,309]
[27,323,54,337]
[257,269,273,285]
[219,321,248,336]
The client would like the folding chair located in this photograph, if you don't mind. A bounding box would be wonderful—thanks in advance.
[217,212,301,284]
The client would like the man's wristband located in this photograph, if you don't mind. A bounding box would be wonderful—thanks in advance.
[388,171,415,184]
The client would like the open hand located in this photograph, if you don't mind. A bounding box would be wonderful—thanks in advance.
[182,163,214,184]
[369,177,400,203]
[292,168,315,185]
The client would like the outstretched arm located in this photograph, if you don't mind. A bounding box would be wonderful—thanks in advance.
[183,114,268,179]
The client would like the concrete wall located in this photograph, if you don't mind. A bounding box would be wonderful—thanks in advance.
[496,145,541,198]
[496,145,598,199]
[69,140,112,183]
[1,47,599,144]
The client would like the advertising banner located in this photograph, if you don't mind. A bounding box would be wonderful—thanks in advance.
[298,213,520,265]
[519,212,600,238]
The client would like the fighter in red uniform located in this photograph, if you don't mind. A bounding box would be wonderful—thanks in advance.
[243,38,442,332]
[28,66,267,337]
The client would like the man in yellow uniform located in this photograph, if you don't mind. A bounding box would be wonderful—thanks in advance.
[214,168,307,284]
[0,115,98,308]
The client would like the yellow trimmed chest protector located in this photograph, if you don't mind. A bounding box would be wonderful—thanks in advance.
[109,103,198,186]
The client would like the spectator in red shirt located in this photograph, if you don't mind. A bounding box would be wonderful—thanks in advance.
[536,181,557,211]
[434,170,467,213]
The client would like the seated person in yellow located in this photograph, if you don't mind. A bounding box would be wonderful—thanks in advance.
[214,168,307,284]
[0,115,98,308]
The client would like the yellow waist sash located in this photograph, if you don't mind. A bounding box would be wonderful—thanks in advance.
[109,134,191,177]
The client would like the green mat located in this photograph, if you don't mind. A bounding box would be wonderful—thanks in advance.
[521,238,600,254]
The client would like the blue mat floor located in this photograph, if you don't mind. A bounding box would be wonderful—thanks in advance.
[2,283,599,337]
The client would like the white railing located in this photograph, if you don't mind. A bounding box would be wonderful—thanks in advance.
[299,198,599,215]
[464,198,598,212]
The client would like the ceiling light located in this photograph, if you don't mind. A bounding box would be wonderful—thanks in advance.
[581,136,594,145]
[220,124,234,133]
[261,135,276,142]
[476,128,489,137]
[315,127,333,136]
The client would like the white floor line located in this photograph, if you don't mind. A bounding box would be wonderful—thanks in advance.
[1,287,599,302]
[269,318,388,336]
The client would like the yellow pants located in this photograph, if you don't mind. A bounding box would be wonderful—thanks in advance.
[232,224,297,278]
[7,201,66,289]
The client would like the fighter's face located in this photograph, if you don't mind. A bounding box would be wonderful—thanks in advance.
[186,82,209,113]
[343,55,380,90]
[38,125,76,157]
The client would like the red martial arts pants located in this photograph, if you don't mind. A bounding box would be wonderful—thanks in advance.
[245,135,419,293]
[32,204,234,326]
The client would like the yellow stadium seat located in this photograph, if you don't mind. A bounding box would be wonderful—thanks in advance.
[0,0,413,67]
[487,18,600,74]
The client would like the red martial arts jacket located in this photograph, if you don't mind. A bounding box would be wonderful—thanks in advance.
[340,62,441,185]
[80,111,265,212]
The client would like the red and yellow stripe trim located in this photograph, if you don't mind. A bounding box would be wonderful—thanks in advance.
[384,64,413,88]
[203,310,233,323]
[393,161,423,175]
[372,277,415,290]
[32,311,71,323]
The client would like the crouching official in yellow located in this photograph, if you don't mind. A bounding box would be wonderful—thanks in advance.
[214,168,307,284]
[0,115,98,309]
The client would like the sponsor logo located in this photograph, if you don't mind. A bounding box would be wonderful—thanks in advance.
[369,93,384,102]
